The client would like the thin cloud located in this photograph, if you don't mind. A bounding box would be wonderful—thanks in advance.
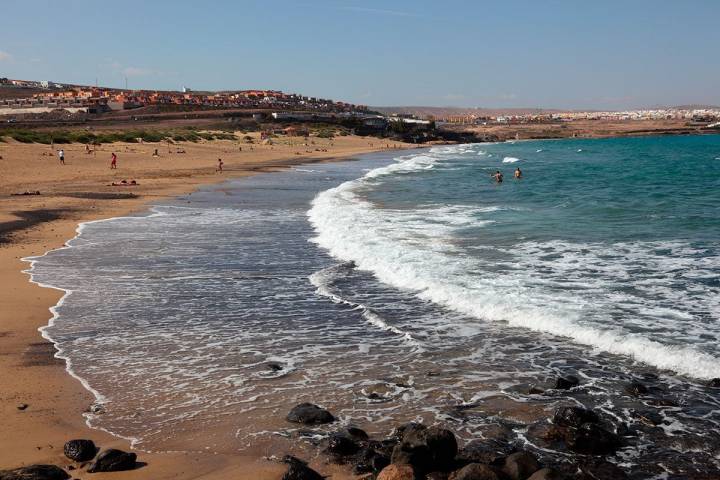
[444,93,466,101]
[341,6,420,17]
[0,50,12,61]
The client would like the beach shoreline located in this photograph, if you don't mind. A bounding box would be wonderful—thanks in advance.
[0,134,417,479]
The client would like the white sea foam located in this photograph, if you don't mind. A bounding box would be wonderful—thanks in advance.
[307,146,720,379]
[503,156,520,163]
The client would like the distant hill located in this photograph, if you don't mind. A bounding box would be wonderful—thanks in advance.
[374,105,720,119]
[670,104,720,110]
[372,106,564,119]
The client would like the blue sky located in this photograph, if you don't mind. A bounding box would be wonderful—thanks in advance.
[1,0,718,109]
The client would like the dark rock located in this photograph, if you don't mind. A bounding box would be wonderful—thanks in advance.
[526,422,565,449]
[373,453,392,472]
[564,423,621,455]
[624,382,648,396]
[266,362,283,371]
[554,376,580,390]
[63,439,97,462]
[87,449,137,473]
[631,410,663,427]
[16,404,29,411]
[343,426,369,441]
[451,463,504,480]
[708,378,720,388]
[503,451,541,480]
[286,403,335,425]
[353,445,391,475]
[281,457,324,480]
[391,441,431,472]
[456,438,516,466]
[427,472,451,480]
[579,459,628,479]
[528,468,565,480]
[392,422,427,441]
[553,406,599,429]
[324,432,360,456]
[528,386,545,395]
[377,438,399,457]
[392,424,457,472]
[425,427,459,470]
[644,397,679,407]
[0,465,70,480]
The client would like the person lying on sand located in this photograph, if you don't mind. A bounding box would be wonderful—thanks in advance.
[11,190,41,196]
[109,179,138,186]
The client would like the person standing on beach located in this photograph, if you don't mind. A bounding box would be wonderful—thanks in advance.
[216,158,223,173]
[58,149,65,165]
[110,152,117,169]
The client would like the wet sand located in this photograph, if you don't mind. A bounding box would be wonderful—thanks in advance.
[0,133,414,479]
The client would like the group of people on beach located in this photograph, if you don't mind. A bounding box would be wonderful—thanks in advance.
[57,149,118,169]
[491,167,522,183]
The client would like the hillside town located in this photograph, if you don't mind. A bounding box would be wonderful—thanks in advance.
[437,108,720,125]
[0,77,366,114]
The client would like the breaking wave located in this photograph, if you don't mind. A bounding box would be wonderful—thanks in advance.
[307,146,720,379]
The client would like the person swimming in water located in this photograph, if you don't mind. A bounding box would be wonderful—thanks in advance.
[514,167,522,179]
[492,170,503,183]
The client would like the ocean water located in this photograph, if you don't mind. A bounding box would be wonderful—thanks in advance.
[26,136,720,476]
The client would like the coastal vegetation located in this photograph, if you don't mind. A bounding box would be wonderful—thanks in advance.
[0,128,237,145]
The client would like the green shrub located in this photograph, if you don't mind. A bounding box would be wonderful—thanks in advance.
[316,129,335,139]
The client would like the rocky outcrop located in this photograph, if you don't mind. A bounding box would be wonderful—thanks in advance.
[87,448,137,473]
[286,403,335,425]
[564,423,621,455]
[553,406,600,429]
[63,439,97,462]
[390,424,458,474]
[502,451,541,480]
[281,456,324,480]
[0,465,69,480]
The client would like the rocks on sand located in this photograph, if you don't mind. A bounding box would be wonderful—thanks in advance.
[286,403,335,425]
[0,465,69,480]
[63,439,97,462]
[87,448,137,473]
[281,456,324,480]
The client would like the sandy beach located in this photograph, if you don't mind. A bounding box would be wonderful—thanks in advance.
[0,133,414,479]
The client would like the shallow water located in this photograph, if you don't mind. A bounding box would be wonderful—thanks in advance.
[27,137,720,477]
